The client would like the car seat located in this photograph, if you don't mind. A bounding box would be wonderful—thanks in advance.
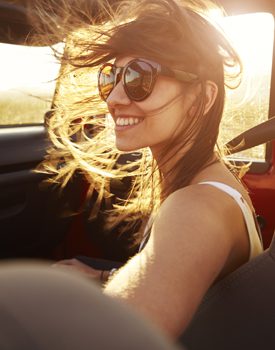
[0,262,184,350]
[180,234,275,350]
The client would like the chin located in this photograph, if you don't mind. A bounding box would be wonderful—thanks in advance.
[115,141,142,152]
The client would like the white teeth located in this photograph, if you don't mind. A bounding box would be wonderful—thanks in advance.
[116,117,142,126]
[129,118,134,125]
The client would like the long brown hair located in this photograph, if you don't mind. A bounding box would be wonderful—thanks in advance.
[32,0,242,235]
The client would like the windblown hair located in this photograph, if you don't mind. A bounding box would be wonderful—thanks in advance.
[31,0,242,236]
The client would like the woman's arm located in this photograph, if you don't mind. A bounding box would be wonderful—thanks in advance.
[104,184,248,338]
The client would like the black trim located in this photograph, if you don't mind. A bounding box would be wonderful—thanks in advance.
[0,125,49,168]
[0,169,47,188]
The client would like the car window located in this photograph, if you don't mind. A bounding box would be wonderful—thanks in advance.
[0,43,60,126]
[2,12,272,165]
[218,12,274,162]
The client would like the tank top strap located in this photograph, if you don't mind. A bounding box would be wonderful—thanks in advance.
[199,181,263,259]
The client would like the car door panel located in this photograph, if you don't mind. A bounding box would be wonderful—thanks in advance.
[0,125,73,259]
[0,126,48,167]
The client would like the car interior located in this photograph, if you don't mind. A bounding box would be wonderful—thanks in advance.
[1,0,275,349]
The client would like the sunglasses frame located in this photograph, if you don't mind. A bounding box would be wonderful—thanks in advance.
[98,58,199,102]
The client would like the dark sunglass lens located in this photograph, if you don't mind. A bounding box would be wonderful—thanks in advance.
[98,65,115,101]
[125,61,154,101]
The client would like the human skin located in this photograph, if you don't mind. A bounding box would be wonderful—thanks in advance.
[106,57,195,155]
[107,56,218,174]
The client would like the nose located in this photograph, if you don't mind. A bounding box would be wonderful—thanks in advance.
[106,81,131,109]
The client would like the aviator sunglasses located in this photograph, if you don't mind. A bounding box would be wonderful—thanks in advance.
[98,58,199,102]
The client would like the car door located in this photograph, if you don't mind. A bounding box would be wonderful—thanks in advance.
[0,3,81,259]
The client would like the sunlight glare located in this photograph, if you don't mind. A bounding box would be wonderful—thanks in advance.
[0,43,62,94]
[222,13,274,76]
[210,12,274,110]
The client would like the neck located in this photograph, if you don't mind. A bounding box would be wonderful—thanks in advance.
[152,148,218,197]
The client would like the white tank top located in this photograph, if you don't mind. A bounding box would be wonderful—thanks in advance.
[139,181,263,259]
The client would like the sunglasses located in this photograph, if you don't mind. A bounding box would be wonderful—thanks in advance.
[98,58,199,102]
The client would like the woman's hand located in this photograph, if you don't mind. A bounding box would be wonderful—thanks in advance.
[52,258,104,282]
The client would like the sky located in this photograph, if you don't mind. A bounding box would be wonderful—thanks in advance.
[0,44,60,94]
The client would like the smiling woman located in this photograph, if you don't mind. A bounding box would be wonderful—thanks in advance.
[28,0,266,338]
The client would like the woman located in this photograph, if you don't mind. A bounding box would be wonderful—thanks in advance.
[39,0,263,338]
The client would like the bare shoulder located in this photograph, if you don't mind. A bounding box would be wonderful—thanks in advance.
[105,183,246,337]
[150,183,243,257]
[155,183,238,228]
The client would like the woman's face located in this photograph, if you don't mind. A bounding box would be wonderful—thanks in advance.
[106,56,198,155]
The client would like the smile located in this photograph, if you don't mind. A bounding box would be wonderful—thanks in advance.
[115,117,144,126]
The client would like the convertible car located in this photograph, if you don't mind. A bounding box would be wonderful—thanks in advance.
[0,0,275,349]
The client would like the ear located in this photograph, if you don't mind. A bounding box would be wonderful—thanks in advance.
[188,80,218,117]
[204,80,218,115]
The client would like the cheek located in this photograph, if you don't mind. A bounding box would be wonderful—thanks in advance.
[135,78,183,111]
[144,102,187,140]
